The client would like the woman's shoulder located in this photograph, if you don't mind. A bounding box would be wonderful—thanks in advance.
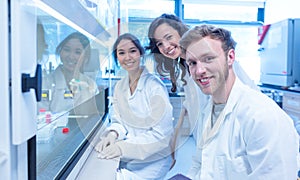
[113,75,128,92]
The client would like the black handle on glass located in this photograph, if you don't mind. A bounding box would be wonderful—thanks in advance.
[21,64,42,102]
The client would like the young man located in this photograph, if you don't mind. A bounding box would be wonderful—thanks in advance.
[180,25,299,179]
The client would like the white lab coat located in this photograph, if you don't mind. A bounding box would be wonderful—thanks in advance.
[107,67,174,179]
[187,78,299,180]
[38,65,98,113]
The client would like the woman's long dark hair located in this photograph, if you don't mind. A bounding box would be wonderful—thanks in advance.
[146,14,189,92]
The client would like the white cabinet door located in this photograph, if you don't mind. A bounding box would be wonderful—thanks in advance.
[0,1,12,179]
[11,0,38,145]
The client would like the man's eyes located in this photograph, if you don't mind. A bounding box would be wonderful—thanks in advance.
[187,61,196,66]
[203,56,214,62]
[187,56,215,66]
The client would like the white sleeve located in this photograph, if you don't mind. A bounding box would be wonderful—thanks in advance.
[104,83,127,140]
[101,104,127,140]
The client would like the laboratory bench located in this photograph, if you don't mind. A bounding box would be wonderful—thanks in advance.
[282,91,300,133]
[259,84,300,134]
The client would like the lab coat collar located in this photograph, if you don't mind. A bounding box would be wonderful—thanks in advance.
[200,77,244,129]
[120,66,149,92]
[225,77,244,115]
[136,66,149,91]
[199,77,243,148]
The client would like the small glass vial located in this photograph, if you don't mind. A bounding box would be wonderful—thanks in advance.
[45,113,51,124]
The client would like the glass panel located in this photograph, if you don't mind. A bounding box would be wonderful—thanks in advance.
[32,1,114,178]
[79,0,118,31]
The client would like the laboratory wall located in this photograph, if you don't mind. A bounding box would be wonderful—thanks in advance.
[265,0,300,24]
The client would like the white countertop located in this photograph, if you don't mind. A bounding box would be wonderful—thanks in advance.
[76,150,120,180]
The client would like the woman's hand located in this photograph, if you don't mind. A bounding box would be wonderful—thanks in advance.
[69,79,90,94]
[97,144,122,159]
[95,131,118,153]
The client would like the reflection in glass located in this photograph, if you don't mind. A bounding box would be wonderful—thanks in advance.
[35,11,108,179]
[39,32,98,113]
